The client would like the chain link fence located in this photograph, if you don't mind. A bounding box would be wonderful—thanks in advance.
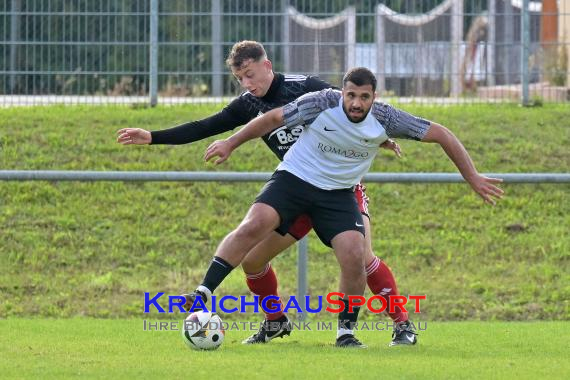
[1,0,569,106]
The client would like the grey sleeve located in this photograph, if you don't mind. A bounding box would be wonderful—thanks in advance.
[282,89,340,129]
[371,102,432,141]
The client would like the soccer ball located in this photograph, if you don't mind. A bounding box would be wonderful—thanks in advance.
[181,311,225,351]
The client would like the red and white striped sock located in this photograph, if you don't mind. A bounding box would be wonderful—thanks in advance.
[245,264,284,321]
[366,256,409,323]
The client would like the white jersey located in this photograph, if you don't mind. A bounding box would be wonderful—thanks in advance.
[277,88,431,190]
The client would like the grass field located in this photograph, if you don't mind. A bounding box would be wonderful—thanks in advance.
[0,318,570,379]
[1,319,568,379]
[0,103,568,378]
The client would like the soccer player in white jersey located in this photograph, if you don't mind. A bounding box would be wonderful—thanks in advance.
[184,67,504,348]
[118,41,418,347]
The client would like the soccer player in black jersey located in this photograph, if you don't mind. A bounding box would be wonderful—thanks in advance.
[117,41,416,347]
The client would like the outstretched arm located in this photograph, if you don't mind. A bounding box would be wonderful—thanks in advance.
[116,112,242,146]
[422,123,504,205]
[204,108,285,164]
[116,98,252,146]
[115,112,242,146]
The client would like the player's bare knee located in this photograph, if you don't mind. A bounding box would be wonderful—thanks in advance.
[234,217,270,240]
[241,255,267,274]
[337,245,365,275]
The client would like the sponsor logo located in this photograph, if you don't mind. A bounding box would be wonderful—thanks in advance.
[317,143,369,159]
[269,125,303,144]
[324,126,337,132]
[144,292,426,314]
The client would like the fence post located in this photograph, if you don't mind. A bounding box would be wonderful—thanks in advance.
[9,0,21,93]
[282,1,290,72]
[503,0,515,85]
[297,236,308,321]
[451,0,464,97]
[521,0,530,106]
[487,0,496,86]
[375,6,386,95]
[345,7,356,70]
[149,0,158,107]
[211,0,222,97]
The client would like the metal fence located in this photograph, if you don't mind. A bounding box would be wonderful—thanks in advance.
[1,0,569,106]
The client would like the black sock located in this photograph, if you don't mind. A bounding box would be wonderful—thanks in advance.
[200,257,235,293]
[338,299,361,332]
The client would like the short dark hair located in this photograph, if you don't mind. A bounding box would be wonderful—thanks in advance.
[342,67,377,92]
[225,40,267,69]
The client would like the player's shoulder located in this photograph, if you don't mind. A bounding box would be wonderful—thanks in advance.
[233,89,262,110]
[293,88,340,114]
[283,73,308,82]
[226,91,262,118]
[282,73,333,90]
[371,101,398,122]
[283,88,340,126]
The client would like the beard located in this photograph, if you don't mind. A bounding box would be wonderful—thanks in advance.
[343,105,369,123]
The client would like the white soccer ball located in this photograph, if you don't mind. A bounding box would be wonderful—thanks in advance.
[181,311,225,351]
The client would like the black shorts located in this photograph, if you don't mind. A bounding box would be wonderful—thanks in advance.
[277,183,370,240]
[254,170,365,247]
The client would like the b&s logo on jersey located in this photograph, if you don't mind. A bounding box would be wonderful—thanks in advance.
[269,125,303,146]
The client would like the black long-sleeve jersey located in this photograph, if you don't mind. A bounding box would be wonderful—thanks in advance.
[150,73,332,160]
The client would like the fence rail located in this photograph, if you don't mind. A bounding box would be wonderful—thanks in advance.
[1,170,569,183]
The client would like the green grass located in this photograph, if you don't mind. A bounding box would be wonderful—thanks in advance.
[1,319,568,379]
[0,104,569,320]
